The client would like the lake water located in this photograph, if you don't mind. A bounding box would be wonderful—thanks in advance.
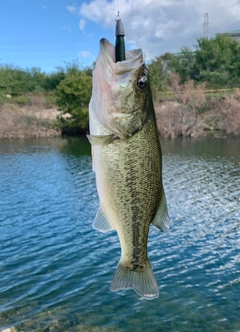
[0,136,239,332]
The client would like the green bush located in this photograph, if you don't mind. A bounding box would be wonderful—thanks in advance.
[56,62,92,133]
[149,34,240,92]
[13,95,32,106]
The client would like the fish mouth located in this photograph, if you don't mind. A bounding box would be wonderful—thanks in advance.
[99,38,144,72]
[90,38,147,138]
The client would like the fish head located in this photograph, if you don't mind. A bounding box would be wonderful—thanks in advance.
[89,38,150,138]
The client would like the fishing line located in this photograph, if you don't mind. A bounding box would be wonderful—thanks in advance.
[116,0,120,15]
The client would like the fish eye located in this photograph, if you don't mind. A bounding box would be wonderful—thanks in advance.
[137,76,147,90]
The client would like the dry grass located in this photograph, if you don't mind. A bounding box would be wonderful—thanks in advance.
[0,88,239,139]
[154,74,240,138]
[220,89,240,136]
[0,95,61,139]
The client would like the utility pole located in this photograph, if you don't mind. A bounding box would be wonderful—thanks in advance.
[203,13,209,38]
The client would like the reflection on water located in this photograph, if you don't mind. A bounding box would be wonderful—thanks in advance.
[0,137,239,331]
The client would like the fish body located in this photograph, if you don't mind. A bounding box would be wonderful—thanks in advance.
[88,38,170,299]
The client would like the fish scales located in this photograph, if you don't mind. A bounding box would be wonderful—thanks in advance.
[87,38,170,299]
[96,111,160,263]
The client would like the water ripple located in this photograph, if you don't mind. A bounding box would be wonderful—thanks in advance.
[0,137,240,332]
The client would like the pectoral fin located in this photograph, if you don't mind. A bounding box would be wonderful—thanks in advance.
[152,191,170,232]
[87,134,116,146]
[92,207,114,232]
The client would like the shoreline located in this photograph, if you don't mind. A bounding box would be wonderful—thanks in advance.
[0,104,61,139]
[0,100,239,140]
[154,101,238,139]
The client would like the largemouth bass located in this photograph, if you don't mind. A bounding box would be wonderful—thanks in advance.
[87,38,170,299]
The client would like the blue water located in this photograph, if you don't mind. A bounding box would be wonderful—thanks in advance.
[0,137,239,332]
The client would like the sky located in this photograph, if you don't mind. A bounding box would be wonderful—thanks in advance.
[1,0,240,73]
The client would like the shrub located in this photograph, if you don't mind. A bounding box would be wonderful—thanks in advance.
[56,63,92,133]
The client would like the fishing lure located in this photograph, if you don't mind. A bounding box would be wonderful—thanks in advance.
[115,13,125,62]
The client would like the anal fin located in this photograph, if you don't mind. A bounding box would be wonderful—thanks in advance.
[152,191,170,232]
[92,207,114,233]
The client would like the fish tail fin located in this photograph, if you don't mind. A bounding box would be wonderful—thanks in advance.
[110,260,159,300]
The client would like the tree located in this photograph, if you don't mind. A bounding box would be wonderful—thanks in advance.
[148,47,196,94]
[0,65,47,95]
[149,34,240,89]
[56,62,92,133]
[148,52,179,98]
[171,47,196,83]
[44,69,65,91]
[193,34,240,87]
